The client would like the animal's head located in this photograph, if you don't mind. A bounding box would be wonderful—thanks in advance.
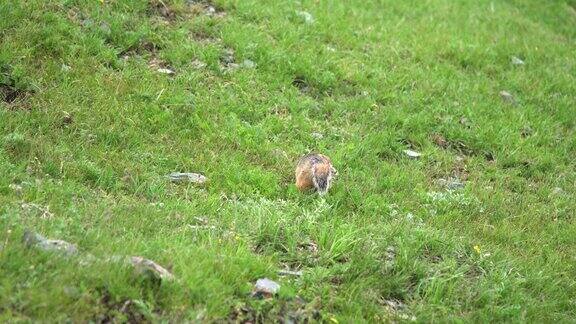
[312,164,337,195]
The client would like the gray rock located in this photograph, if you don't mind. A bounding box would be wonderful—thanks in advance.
[499,90,516,104]
[168,172,207,184]
[61,64,72,72]
[22,230,78,256]
[241,59,256,69]
[129,256,174,281]
[278,269,303,277]
[435,178,465,190]
[253,278,280,297]
[296,11,314,24]
[191,59,207,69]
[511,56,525,66]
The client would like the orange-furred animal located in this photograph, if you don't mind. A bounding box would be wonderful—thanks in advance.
[295,153,337,195]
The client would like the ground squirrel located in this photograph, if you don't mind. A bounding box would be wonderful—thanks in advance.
[295,153,337,195]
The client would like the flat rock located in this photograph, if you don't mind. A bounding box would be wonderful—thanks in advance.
[403,149,421,158]
[22,230,78,256]
[168,172,207,184]
[129,256,174,281]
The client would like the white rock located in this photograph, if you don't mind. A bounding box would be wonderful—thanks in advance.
[403,149,421,158]
[253,278,280,296]
[157,68,175,75]
[511,56,525,65]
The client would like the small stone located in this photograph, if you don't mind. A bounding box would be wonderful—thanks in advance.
[168,172,207,184]
[499,90,516,104]
[62,113,73,125]
[381,298,406,311]
[296,11,314,24]
[22,230,78,256]
[435,178,465,190]
[193,216,209,225]
[511,56,525,66]
[157,67,175,75]
[80,18,93,27]
[241,59,256,69]
[225,63,240,70]
[9,183,23,195]
[129,256,174,281]
[311,132,324,139]
[552,187,564,195]
[403,149,421,158]
[99,22,111,34]
[253,278,280,297]
[205,5,216,15]
[278,269,303,277]
[191,59,207,69]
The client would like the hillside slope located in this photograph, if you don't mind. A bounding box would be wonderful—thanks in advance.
[1,0,575,322]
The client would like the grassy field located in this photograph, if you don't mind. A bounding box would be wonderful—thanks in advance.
[1,0,575,322]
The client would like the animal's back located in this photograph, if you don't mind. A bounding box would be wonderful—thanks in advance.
[295,154,332,191]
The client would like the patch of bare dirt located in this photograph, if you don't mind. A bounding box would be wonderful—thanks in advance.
[94,288,149,324]
[1,66,33,105]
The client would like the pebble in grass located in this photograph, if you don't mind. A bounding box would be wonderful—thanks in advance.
[403,149,421,159]
[296,11,314,24]
[499,90,516,105]
[435,177,465,191]
[168,172,207,184]
[252,278,280,298]
[511,56,525,66]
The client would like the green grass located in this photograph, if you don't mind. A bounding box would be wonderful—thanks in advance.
[1,0,575,322]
